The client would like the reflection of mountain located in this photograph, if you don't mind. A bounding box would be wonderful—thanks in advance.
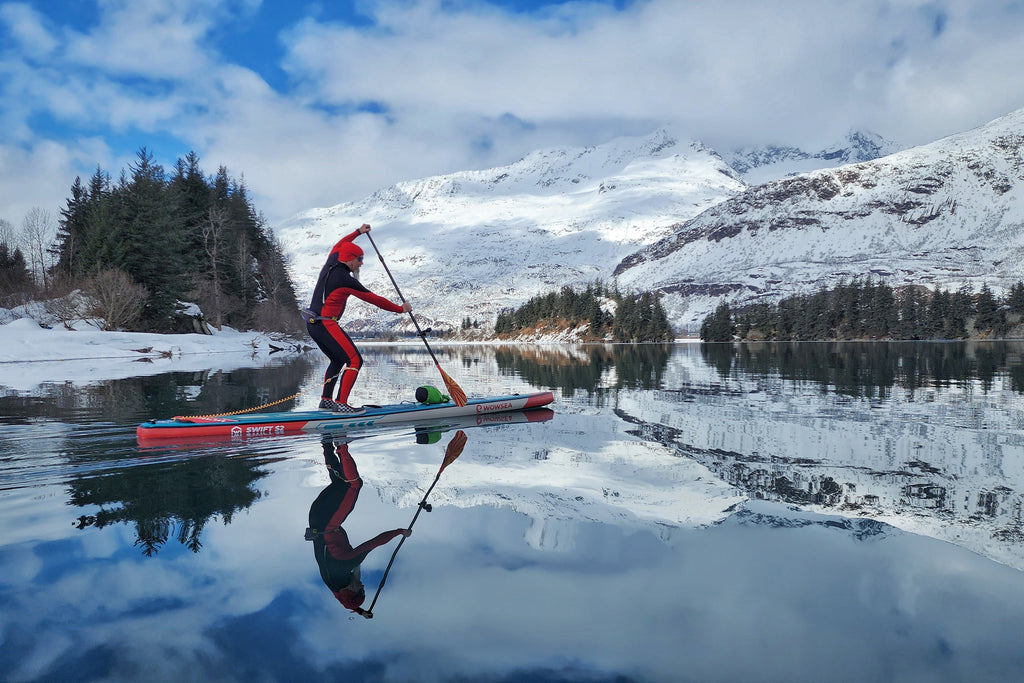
[724,499,890,540]
[355,407,743,552]
[71,454,279,555]
[617,343,1024,570]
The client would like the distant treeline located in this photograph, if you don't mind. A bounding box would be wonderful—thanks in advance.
[49,149,300,332]
[494,282,673,342]
[701,278,1024,342]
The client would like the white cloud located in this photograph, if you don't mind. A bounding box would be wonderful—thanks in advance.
[0,138,112,228]
[2,0,1024,228]
[0,2,58,57]
[61,0,224,79]
[280,0,1024,148]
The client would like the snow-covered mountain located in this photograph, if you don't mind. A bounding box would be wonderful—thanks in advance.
[725,130,901,185]
[275,128,745,333]
[616,109,1024,329]
[276,109,1023,336]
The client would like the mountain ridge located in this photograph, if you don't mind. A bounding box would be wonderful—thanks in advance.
[614,108,1024,329]
[725,130,901,185]
[276,127,745,334]
[275,110,1022,335]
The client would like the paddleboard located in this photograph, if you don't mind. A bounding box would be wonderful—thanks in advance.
[137,391,555,442]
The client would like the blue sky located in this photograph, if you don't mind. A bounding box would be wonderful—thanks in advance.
[1,0,1023,229]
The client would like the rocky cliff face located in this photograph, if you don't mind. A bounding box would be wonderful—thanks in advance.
[615,110,1024,330]
[725,130,901,184]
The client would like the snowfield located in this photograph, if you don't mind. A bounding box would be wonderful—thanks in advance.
[0,317,289,391]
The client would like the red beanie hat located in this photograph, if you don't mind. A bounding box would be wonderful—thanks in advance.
[332,241,364,263]
[334,587,366,610]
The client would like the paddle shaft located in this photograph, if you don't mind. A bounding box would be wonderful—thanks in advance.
[364,232,446,367]
[366,469,443,616]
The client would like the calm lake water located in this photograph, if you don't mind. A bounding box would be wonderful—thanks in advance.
[2,341,1024,682]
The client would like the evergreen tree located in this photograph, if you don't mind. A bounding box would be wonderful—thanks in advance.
[169,151,214,277]
[700,302,733,342]
[896,286,927,339]
[974,283,1001,335]
[50,148,299,332]
[944,285,972,339]
[0,241,31,303]
[117,149,188,328]
[865,280,896,338]
[52,176,87,276]
[926,288,950,338]
[493,282,670,341]
[1006,281,1024,316]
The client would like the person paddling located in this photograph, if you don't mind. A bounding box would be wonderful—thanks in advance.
[308,435,411,617]
[305,224,411,414]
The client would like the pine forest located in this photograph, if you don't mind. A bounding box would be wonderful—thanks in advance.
[700,278,1024,342]
[49,149,301,333]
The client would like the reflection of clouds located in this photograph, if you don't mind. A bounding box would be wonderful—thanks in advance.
[291,501,1024,682]
[3,477,323,680]
[4,407,1024,680]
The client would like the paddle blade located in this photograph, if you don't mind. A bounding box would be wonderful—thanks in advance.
[438,364,468,407]
[439,430,468,473]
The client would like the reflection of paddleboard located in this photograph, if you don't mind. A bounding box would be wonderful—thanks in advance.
[136,391,555,442]
[411,407,555,437]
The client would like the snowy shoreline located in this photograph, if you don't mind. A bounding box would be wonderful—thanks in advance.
[0,317,303,392]
[0,312,702,393]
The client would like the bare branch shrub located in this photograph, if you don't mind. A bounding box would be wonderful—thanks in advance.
[252,300,303,335]
[43,277,88,328]
[84,269,149,330]
[0,218,16,248]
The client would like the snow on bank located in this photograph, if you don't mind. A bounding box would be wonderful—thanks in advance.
[0,317,298,392]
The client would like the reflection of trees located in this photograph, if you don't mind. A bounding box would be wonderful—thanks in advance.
[29,355,320,556]
[495,344,672,395]
[0,355,317,425]
[701,343,734,379]
[71,454,278,555]
[704,341,1024,396]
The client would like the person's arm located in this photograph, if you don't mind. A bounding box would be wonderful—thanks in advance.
[329,224,370,254]
[338,274,408,313]
[330,528,409,560]
[349,288,407,313]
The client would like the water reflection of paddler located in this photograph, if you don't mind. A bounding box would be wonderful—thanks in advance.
[307,435,410,618]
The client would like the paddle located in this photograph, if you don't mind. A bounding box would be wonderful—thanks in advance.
[364,429,468,618]
[365,232,468,407]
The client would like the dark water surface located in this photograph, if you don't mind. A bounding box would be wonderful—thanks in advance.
[2,342,1024,682]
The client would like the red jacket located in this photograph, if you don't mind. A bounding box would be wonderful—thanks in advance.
[310,230,403,319]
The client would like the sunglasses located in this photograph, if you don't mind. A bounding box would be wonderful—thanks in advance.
[357,255,364,262]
